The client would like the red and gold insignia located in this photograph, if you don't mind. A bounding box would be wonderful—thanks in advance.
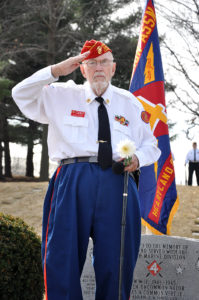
[97,46,102,54]
[115,115,129,126]
[141,111,150,123]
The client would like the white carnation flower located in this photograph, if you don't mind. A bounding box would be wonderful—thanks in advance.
[116,139,136,159]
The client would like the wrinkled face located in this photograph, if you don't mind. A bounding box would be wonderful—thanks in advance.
[80,52,116,96]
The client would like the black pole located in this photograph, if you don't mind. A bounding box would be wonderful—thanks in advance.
[118,171,129,300]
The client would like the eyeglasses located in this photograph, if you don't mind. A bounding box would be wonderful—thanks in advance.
[82,59,114,68]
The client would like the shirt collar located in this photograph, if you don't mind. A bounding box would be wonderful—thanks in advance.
[84,81,113,106]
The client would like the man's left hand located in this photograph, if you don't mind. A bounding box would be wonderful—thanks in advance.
[124,154,139,172]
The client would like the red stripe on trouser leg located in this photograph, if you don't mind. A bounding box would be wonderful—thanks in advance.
[44,166,62,300]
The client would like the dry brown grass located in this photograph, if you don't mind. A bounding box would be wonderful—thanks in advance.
[0,182,199,238]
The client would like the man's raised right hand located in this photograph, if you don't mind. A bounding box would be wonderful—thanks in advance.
[51,51,90,78]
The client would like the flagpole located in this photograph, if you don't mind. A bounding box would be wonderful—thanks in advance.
[118,171,129,300]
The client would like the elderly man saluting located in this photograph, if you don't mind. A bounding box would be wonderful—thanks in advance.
[12,40,160,300]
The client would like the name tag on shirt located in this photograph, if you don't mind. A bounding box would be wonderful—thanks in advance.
[71,110,85,118]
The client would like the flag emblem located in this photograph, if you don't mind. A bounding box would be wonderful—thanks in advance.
[144,43,155,84]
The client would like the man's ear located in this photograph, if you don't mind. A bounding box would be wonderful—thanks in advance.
[111,62,116,77]
[80,64,87,79]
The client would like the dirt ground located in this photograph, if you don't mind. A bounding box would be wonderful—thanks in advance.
[0,182,199,239]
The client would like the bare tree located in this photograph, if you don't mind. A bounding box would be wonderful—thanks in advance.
[156,0,199,138]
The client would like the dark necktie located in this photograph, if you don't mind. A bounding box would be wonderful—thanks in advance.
[194,149,196,161]
[95,96,112,169]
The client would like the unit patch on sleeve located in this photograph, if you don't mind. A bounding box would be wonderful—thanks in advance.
[141,111,150,124]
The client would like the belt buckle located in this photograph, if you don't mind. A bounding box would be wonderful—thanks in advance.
[88,156,98,163]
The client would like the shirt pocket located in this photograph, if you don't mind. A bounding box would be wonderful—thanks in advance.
[112,121,131,144]
[64,116,88,143]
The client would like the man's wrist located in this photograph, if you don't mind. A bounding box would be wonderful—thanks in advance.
[51,65,59,78]
[133,154,139,169]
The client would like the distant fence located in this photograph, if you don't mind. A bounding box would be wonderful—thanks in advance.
[11,157,57,178]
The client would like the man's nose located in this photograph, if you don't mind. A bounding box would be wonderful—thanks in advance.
[95,62,103,70]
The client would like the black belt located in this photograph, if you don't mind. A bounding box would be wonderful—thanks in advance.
[189,161,199,163]
[60,156,140,189]
[60,156,98,166]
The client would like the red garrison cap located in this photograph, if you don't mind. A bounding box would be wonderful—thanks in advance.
[81,39,112,60]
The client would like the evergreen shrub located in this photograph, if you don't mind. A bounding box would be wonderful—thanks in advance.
[0,213,44,300]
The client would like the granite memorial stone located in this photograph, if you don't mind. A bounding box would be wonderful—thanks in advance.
[131,235,199,300]
[81,235,199,300]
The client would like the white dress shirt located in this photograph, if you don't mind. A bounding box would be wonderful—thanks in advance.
[185,148,199,164]
[12,66,161,167]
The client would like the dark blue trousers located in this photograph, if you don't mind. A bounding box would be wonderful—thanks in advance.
[188,162,199,185]
[42,163,141,300]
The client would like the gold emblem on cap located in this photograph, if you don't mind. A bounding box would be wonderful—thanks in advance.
[97,46,102,54]
[86,98,91,103]
[106,99,110,104]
